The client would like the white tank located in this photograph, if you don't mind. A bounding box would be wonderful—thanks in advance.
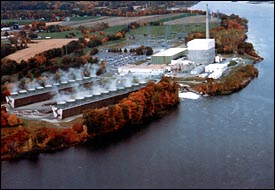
[85,94,93,102]
[109,88,117,95]
[27,88,36,93]
[36,86,44,92]
[66,99,76,106]
[19,90,27,94]
[10,92,18,96]
[101,90,109,97]
[68,79,76,83]
[117,86,125,91]
[83,76,90,80]
[75,96,85,103]
[57,101,66,108]
[45,84,52,89]
[53,83,60,87]
[93,92,101,99]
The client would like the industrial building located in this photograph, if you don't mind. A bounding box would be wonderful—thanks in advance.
[205,63,228,73]
[205,63,228,79]
[6,74,149,119]
[151,48,187,65]
[6,77,97,108]
[187,39,215,65]
[118,64,171,76]
[52,82,147,119]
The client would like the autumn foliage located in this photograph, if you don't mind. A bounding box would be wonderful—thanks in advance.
[192,64,259,95]
[185,13,263,61]
[83,78,180,134]
[1,106,22,128]
[1,122,88,160]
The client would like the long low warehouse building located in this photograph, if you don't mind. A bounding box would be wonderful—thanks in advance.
[52,82,147,119]
[6,77,97,108]
[151,48,187,65]
[118,64,171,76]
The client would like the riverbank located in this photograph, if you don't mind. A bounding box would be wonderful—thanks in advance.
[189,64,259,96]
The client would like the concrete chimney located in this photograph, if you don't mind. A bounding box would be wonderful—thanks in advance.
[206,4,209,39]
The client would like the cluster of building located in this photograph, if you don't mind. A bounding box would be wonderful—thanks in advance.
[118,38,228,79]
[117,4,229,80]
[5,4,230,120]
[6,76,148,119]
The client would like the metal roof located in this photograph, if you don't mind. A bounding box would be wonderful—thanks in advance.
[152,48,187,57]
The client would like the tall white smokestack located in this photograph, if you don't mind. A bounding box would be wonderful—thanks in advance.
[206,4,209,39]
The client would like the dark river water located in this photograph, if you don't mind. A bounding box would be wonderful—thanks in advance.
[1,1,274,189]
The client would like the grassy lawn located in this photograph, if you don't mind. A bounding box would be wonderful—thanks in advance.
[219,64,242,82]
[37,25,127,39]
[37,29,82,39]
[99,38,127,49]
[128,22,220,40]
[156,13,197,23]
[35,20,220,41]
[102,25,127,34]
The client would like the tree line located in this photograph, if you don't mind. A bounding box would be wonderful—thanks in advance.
[191,64,259,95]
[83,78,180,134]
[185,12,263,61]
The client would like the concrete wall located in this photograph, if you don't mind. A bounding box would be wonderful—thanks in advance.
[188,47,215,64]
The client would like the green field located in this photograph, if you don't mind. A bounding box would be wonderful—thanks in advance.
[101,25,127,34]
[37,29,82,39]
[128,22,220,40]
[36,25,127,39]
[155,13,197,23]
[1,19,45,25]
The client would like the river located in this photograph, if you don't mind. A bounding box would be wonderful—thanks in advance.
[1,1,274,189]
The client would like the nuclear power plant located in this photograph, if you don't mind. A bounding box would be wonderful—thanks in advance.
[5,4,220,120]
[148,4,216,67]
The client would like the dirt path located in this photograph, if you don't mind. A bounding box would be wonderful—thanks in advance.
[4,38,78,62]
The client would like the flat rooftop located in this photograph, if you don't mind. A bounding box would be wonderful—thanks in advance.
[119,64,168,69]
[152,48,188,57]
[187,39,215,50]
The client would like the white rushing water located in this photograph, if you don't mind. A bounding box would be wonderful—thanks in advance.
[178,92,201,99]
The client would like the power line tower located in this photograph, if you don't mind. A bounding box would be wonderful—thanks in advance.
[146,23,151,47]
[165,23,171,49]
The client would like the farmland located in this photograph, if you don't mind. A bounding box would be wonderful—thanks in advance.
[4,38,77,63]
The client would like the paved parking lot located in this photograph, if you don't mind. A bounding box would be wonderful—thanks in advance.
[93,51,147,74]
